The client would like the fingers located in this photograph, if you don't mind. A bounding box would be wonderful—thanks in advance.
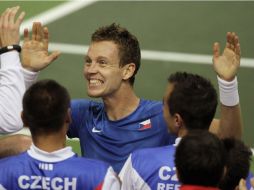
[43,27,49,50]
[47,51,61,64]
[32,22,37,41]
[235,43,241,61]
[15,11,25,27]
[234,35,241,59]
[9,6,20,25]
[0,6,25,46]
[2,8,11,28]
[226,32,240,52]
[31,22,44,41]
[36,23,44,41]
[23,28,29,42]
[213,42,220,61]
[226,32,232,49]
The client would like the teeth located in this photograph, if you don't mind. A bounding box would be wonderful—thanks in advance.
[89,79,102,86]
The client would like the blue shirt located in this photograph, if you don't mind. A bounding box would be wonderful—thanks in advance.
[68,99,176,173]
[120,139,181,190]
[246,172,254,190]
[0,145,118,190]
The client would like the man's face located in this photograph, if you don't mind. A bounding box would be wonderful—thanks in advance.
[163,83,178,134]
[83,41,125,98]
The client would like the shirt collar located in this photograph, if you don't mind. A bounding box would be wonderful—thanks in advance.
[174,137,182,146]
[27,143,75,162]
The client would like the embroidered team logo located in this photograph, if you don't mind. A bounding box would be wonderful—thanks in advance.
[139,119,152,130]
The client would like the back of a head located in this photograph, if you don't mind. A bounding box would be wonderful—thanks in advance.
[219,138,252,190]
[168,72,218,130]
[91,23,141,86]
[22,80,70,136]
[175,130,225,187]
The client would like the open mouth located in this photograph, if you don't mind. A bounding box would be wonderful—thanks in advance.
[89,79,104,87]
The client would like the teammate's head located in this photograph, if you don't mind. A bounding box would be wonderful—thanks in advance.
[163,72,217,133]
[175,130,226,187]
[219,138,252,190]
[90,23,141,86]
[22,80,70,136]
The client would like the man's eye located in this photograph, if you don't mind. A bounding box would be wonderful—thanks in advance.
[98,60,107,65]
[84,58,91,65]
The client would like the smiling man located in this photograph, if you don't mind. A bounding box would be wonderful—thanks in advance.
[67,24,173,173]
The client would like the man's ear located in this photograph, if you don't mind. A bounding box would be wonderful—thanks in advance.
[21,111,28,128]
[122,63,136,80]
[174,113,184,128]
[65,108,72,124]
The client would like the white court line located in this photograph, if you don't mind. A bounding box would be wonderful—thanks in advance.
[17,1,254,68]
[48,42,254,68]
[20,0,98,34]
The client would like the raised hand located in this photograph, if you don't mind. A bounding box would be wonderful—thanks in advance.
[21,22,61,72]
[0,6,25,47]
[213,32,241,82]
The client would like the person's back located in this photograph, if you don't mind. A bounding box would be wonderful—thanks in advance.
[0,79,120,190]
[0,146,116,189]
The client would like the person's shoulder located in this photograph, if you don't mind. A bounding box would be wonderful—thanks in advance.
[71,99,104,112]
[141,99,162,106]
[70,156,110,171]
[139,99,163,113]
[132,145,173,160]
[130,145,176,174]
[0,152,27,169]
[71,99,102,107]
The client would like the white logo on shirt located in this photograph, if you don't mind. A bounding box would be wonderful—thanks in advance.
[92,127,102,133]
[39,163,53,171]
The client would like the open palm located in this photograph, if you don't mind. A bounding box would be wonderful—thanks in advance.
[21,22,60,72]
[213,32,240,82]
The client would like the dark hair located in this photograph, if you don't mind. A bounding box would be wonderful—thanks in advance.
[91,23,141,86]
[22,80,70,136]
[219,138,252,190]
[167,72,217,130]
[175,130,226,187]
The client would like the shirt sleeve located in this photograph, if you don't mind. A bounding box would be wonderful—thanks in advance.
[119,154,151,190]
[0,52,24,133]
[21,67,38,89]
[0,52,38,134]
[101,166,121,190]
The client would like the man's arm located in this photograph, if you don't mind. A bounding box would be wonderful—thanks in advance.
[209,32,242,139]
[0,135,31,158]
[0,7,25,133]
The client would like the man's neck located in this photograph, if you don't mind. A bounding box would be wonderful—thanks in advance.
[103,85,140,121]
[32,131,66,153]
